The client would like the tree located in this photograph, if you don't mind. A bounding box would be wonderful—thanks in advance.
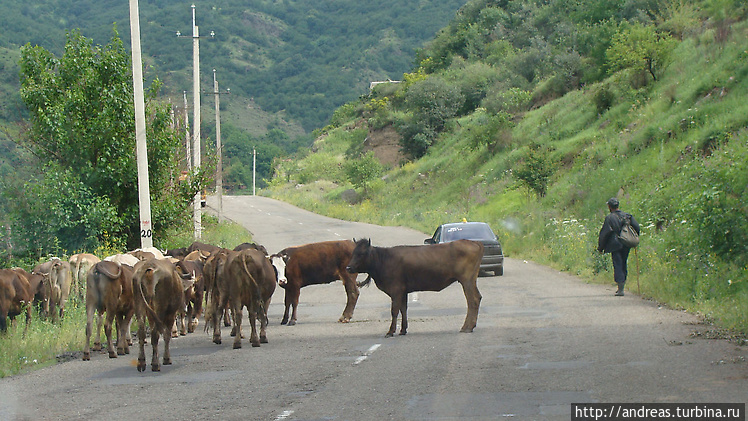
[16,28,196,252]
[344,152,384,196]
[514,143,555,199]
[606,23,677,83]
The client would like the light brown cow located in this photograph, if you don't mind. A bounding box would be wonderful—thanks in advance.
[132,259,186,372]
[69,253,101,299]
[32,258,72,320]
[0,269,33,333]
[207,249,273,348]
[83,261,135,360]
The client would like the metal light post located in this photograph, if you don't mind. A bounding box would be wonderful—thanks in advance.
[253,147,257,196]
[128,0,153,248]
[208,69,230,223]
[177,4,214,239]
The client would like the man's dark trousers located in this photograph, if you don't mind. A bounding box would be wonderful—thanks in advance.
[612,247,630,285]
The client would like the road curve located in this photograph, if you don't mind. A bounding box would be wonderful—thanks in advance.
[0,195,745,420]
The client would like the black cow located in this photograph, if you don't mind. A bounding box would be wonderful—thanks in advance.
[346,238,483,337]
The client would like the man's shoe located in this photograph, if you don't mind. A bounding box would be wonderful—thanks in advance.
[615,284,624,296]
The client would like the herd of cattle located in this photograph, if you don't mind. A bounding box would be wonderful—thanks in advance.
[0,238,485,372]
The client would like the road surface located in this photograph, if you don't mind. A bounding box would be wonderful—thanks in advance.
[0,195,745,420]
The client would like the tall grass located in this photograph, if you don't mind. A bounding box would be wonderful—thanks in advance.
[0,215,252,378]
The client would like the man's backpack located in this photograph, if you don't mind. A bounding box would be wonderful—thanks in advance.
[618,213,639,248]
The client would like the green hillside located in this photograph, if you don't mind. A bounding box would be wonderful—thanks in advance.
[265,0,748,334]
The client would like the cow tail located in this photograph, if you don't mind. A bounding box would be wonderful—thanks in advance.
[137,268,167,334]
[240,254,264,315]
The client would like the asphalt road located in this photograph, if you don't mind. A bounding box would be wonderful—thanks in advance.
[0,195,745,420]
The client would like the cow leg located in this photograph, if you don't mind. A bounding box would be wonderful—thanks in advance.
[386,293,404,338]
[83,306,96,361]
[248,311,260,348]
[136,316,147,372]
[115,314,128,355]
[232,300,243,349]
[150,327,161,372]
[223,307,232,327]
[260,299,271,344]
[105,312,117,358]
[338,274,360,323]
[212,294,226,345]
[162,313,176,366]
[287,286,300,326]
[126,318,134,346]
[399,294,408,336]
[459,280,482,333]
[93,312,104,351]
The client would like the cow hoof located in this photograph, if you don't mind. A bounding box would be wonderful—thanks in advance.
[163,358,172,365]
[385,332,394,338]
[108,351,117,358]
[213,337,222,345]
[252,342,261,348]
[233,342,242,349]
[459,328,474,333]
[287,320,296,326]
[260,336,268,344]
[399,331,407,336]
[152,364,160,372]
[82,352,90,361]
[117,349,126,356]
[93,343,102,352]
[338,316,351,323]
[137,360,146,372]
[281,319,288,325]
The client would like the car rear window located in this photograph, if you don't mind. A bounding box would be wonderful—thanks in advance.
[442,224,496,242]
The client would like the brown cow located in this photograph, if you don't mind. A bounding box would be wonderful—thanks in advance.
[83,261,134,360]
[0,269,33,333]
[11,268,47,316]
[233,242,269,255]
[174,259,204,334]
[269,240,360,326]
[32,258,72,320]
[207,249,273,348]
[346,238,483,337]
[132,259,186,372]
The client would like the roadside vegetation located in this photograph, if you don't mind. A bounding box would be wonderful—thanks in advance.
[266,0,748,335]
[0,215,252,378]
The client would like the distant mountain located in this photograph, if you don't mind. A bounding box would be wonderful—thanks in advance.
[0,0,468,137]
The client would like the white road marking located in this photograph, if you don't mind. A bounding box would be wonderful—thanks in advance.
[353,343,381,365]
[275,409,294,420]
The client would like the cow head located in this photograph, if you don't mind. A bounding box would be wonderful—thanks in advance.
[346,238,372,274]
[269,253,288,287]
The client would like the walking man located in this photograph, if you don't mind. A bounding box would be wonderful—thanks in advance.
[597,198,640,296]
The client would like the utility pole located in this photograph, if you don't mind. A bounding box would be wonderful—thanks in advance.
[128,0,153,248]
[253,147,257,196]
[207,69,230,223]
[183,91,190,171]
[177,4,214,239]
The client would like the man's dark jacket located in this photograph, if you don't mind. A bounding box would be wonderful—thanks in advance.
[598,210,641,253]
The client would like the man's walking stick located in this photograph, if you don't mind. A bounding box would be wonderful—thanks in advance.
[635,247,640,295]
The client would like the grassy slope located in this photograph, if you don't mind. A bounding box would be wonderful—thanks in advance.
[266,21,748,334]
